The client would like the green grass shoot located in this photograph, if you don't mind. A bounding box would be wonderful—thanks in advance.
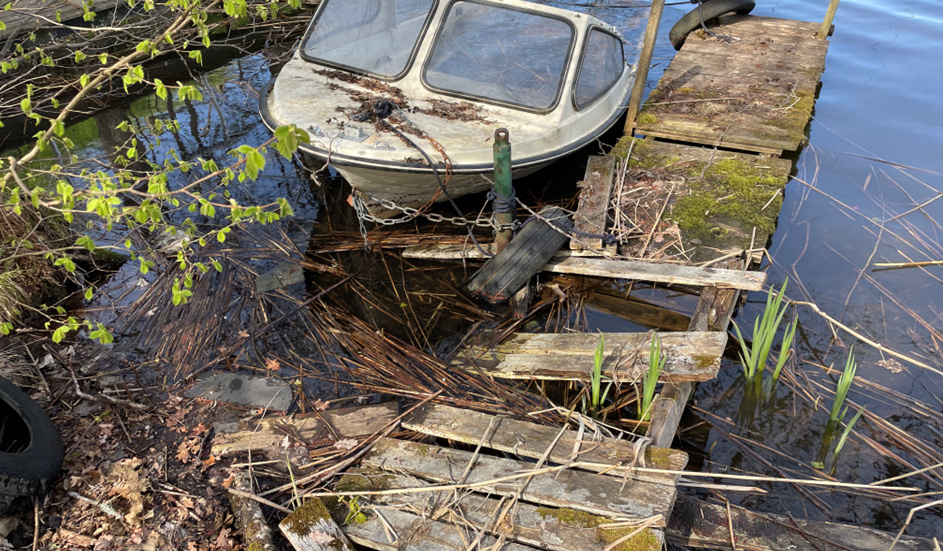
[832,405,866,462]
[639,332,665,422]
[588,333,612,417]
[731,278,797,392]
[829,348,857,422]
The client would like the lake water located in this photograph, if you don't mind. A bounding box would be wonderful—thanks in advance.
[13,0,943,542]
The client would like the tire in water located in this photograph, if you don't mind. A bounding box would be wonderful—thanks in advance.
[0,375,63,513]
[669,0,756,50]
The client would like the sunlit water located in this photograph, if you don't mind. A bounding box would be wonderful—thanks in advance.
[11,0,943,540]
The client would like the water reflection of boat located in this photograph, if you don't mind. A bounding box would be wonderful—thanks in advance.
[260,0,635,217]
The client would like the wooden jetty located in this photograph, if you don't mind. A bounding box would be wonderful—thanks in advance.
[223,2,929,551]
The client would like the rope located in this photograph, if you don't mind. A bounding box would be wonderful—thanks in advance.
[691,0,735,44]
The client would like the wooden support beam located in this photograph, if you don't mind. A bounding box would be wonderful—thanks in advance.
[454,331,727,383]
[625,0,665,133]
[571,155,616,251]
[363,438,677,524]
[818,0,840,39]
[646,260,743,447]
[402,403,687,484]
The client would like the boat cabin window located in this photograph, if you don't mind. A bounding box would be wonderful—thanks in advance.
[574,29,625,109]
[423,2,573,111]
[302,0,436,78]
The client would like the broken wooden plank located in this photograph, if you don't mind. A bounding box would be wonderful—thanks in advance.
[363,437,676,525]
[212,402,398,457]
[280,499,356,551]
[571,156,616,251]
[403,245,767,291]
[402,403,687,484]
[465,206,573,303]
[666,494,931,551]
[454,331,727,383]
[229,473,278,551]
[339,469,665,551]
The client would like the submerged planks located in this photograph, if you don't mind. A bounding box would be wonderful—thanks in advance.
[454,331,727,382]
[634,14,829,155]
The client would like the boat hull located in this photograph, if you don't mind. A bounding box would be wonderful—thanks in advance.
[301,149,548,217]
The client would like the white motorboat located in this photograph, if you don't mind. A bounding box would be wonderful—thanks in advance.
[260,0,635,217]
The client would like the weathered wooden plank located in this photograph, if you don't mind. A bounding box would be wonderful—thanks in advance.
[342,505,535,551]
[455,331,727,383]
[571,156,616,251]
[404,246,767,290]
[212,402,398,456]
[340,469,665,551]
[716,13,822,34]
[666,494,931,551]
[280,499,356,551]
[363,438,676,525]
[542,258,766,290]
[402,403,687,484]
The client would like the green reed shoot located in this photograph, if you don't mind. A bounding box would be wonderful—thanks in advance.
[832,405,866,462]
[829,347,857,422]
[588,334,612,417]
[639,332,665,421]
[732,279,797,392]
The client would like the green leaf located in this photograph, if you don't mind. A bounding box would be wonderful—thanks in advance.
[74,50,86,63]
[99,53,108,64]
[154,78,167,100]
[54,256,76,272]
[84,287,93,300]
[52,118,65,137]
[88,323,114,344]
[188,50,202,65]
[274,125,309,159]
[0,20,5,30]
[19,97,30,113]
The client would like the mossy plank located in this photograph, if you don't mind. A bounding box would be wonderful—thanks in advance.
[454,331,727,383]
[402,403,686,485]
[212,402,397,457]
[280,498,356,551]
[612,139,791,263]
[363,438,676,525]
[343,468,664,551]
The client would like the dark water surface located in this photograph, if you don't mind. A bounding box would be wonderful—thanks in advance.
[21,0,943,541]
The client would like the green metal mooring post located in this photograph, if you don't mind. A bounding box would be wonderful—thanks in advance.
[493,128,513,252]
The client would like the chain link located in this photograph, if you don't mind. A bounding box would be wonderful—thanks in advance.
[351,191,521,232]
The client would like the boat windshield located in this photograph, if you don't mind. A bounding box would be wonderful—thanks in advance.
[424,2,573,111]
[302,0,436,78]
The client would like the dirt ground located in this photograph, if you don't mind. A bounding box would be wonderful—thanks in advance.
[1,336,282,551]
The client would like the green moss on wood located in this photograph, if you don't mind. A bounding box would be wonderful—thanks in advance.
[637,112,659,126]
[599,527,662,551]
[536,506,604,528]
[282,498,334,536]
[692,355,716,368]
[644,447,676,470]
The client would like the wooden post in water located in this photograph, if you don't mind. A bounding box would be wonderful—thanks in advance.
[493,128,514,252]
[624,0,665,134]
[817,0,840,39]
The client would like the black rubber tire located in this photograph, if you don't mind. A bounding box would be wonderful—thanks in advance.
[669,0,756,50]
[0,376,63,513]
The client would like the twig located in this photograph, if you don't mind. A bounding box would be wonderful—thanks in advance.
[43,345,149,410]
